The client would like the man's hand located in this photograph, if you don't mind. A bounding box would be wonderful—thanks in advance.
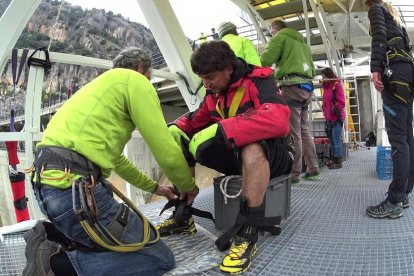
[154,184,179,201]
[180,185,199,205]
[372,72,384,92]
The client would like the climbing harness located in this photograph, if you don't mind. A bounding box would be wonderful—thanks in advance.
[73,177,160,252]
[215,86,245,119]
[31,146,159,252]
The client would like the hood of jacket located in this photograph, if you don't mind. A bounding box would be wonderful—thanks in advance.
[277,28,305,43]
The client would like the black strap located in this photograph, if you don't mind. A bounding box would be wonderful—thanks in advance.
[159,198,215,225]
[215,213,282,251]
[9,172,25,182]
[28,47,52,71]
[215,224,242,251]
[12,48,29,87]
[14,196,28,210]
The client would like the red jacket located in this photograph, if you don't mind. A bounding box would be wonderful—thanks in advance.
[175,59,290,148]
[322,80,346,122]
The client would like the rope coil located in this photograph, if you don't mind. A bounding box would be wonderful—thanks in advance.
[219,175,242,204]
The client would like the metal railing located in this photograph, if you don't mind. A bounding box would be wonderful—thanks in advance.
[396,5,414,25]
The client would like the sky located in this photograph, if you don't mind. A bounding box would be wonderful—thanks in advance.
[65,0,414,39]
[65,0,247,40]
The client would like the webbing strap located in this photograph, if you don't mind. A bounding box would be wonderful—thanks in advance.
[11,48,29,87]
[28,47,52,71]
[13,197,28,210]
[215,86,246,119]
[159,198,215,225]
[229,87,245,118]
[215,213,282,251]
[73,180,160,252]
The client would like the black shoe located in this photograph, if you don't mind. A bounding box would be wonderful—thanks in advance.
[402,194,410,209]
[156,215,197,237]
[366,199,403,219]
[219,236,257,274]
[22,221,63,276]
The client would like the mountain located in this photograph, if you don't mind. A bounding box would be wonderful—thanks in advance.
[0,0,164,117]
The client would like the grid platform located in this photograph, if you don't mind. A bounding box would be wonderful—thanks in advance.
[2,148,414,275]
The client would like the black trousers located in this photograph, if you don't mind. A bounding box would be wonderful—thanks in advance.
[382,62,414,203]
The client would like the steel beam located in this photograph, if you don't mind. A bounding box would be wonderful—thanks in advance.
[302,0,311,46]
[136,0,205,111]
[314,0,343,77]
[307,0,334,69]
[231,0,270,44]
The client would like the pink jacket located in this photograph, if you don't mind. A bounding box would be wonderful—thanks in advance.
[322,80,345,122]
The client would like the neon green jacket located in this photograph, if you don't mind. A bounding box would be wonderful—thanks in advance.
[38,68,195,192]
[222,34,261,66]
[260,28,315,86]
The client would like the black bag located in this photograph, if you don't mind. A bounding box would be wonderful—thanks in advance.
[364,132,377,147]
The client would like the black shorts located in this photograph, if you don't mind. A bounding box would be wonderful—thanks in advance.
[182,135,293,178]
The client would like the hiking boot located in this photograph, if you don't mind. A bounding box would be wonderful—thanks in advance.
[219,236,257,274]
[22,221,63,276]
[366,198,403,219]
[156,215,197,237]
[327,157,342,169]
[402,194,410,209]
[302,171,320,181]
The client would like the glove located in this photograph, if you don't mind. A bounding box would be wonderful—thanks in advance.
[169,125,189,146]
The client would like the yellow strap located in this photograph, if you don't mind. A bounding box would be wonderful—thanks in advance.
[229,87,245,118]
[215,86,246,119]
[78,184,160,252]
[216,99,225,119]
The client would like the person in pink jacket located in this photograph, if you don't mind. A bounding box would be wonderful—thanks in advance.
[321,67,346,169]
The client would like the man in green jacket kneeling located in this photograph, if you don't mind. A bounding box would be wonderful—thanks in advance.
[24,47,198,276]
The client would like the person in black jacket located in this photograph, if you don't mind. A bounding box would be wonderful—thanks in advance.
[365,0,414,219]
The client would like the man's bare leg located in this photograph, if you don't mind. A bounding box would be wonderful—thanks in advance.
[240,143,270,207]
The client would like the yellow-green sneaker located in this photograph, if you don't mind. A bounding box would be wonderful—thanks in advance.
[302,171,320,181]
[219,236,257,274]
[156,215,197,237]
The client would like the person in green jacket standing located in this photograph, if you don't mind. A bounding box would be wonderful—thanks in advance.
[24,47,198,276]
[218,21,261,66]
[260,20,319,184]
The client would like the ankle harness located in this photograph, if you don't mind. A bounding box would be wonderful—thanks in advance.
[215,213,281,251]
[159,198,215,226]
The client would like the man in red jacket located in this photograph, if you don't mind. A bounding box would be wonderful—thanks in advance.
[157,41,293,274]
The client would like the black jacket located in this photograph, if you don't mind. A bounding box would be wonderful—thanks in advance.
[368,3,410,73]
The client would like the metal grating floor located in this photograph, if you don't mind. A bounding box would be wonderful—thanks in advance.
[2,148,414,275]
[0,233,26,275]
[193,148,414,275]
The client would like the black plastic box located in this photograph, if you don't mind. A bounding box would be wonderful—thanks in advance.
[213,175,291,231]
